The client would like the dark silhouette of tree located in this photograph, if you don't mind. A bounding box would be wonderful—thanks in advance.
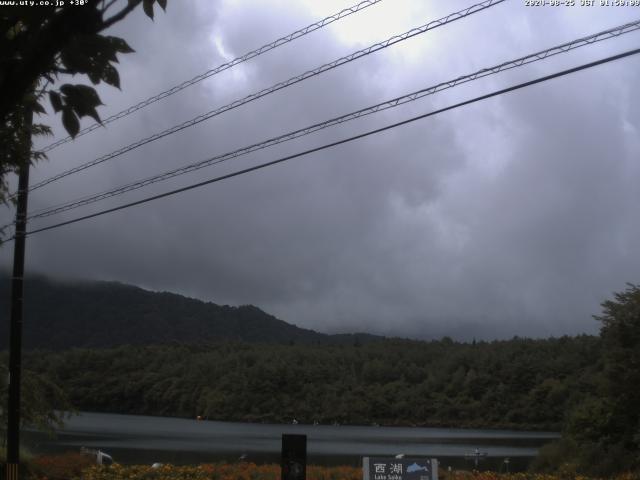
[0,359,73,439]
[592,283,640,469]
[534,284,640,476]
[0,0,168,206]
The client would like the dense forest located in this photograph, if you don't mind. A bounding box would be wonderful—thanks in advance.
[1,276,638,475]
[19,336,601,431]
[0,274,380,350]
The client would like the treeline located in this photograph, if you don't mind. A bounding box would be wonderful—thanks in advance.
[22,335,601,430]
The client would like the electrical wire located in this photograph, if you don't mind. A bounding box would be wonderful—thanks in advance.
[22,19,640,222]
[37,0,386,153]
[23,0,505,195]
[21,47,640,238]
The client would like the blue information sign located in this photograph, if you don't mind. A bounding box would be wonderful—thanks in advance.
[363,457,438,480]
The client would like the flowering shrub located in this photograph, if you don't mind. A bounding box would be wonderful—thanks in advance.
[439,471,640,480]
[77,463,361,480]
[29,452,95,480]
[27,457,640,480]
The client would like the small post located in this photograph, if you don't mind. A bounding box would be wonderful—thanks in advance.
[281,434,306,480]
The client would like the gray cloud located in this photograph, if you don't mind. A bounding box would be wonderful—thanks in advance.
[2,0,639,340]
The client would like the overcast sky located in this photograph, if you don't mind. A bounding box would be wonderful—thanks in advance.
[1,0,639,339]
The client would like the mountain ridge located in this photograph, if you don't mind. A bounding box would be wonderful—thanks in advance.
[0,273,383,350]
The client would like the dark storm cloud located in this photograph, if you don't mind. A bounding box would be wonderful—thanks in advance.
[1,0,639,339]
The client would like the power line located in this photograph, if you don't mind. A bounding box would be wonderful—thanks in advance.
[22,48,640,238]
[24,0,504,195]
[22,19,640,222]
[37,0,385,154]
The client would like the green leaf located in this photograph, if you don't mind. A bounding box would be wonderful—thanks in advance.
[60,84,102,106]
[84,107,101,124]
[74,34,117,61]
[32,123,52,137]
[60,85,103,124]
[106,36,135,54]
[32,101,46,115]
[102,64,120,89]
[86,69,101,85]
[60,44,93,73]
[142,0,154,19]
[61,108,80,138]
[59,84,74,96]
[49,91,63,112]
[157,0,167,11]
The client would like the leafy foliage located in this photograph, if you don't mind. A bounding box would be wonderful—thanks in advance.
[533,284,640,476]
[0,0,168,206]
[0,358,73,439]
[75,462,362,480]
[0,444,33,467]
[29,452,95,480]
[27,459,640,480]
[596,283,640,442]
[440,472,640,480]
[22,336,600,431]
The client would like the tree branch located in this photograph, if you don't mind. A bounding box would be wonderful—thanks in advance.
[0,8,101,121]
[102,0,142,29]
[35,78,51,98]
[101,0,120,14]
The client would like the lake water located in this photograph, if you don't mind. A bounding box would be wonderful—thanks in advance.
[24,412,559,472]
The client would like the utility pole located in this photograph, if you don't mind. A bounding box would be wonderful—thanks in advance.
[5,107,32,480]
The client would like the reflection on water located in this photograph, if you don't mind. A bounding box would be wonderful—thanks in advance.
[24,412,559,472]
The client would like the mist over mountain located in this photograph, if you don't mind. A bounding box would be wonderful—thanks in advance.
[0,273,381,350]
[1,272,588,350]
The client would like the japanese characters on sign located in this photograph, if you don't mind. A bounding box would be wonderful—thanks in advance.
[363,457,438,480]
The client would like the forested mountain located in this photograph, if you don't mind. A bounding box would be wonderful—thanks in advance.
[20,335,601,431]
[2,273,636,476]
[0,274,380,350]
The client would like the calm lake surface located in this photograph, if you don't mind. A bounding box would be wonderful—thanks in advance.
[25,412,559,471]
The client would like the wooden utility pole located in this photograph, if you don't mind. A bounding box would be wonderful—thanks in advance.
[5,107,32,480]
